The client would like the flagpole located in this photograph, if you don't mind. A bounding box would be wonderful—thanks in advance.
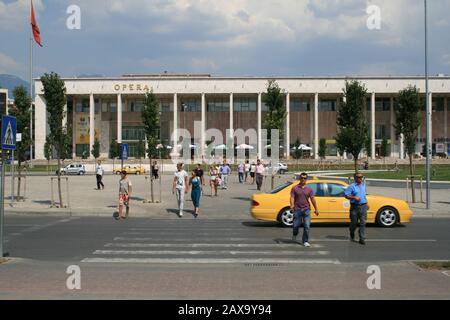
[30,32,33,162]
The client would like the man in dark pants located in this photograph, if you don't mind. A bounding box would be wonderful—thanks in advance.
[345,173,369,245]
[290,172,319,247]
[95,160,105,190]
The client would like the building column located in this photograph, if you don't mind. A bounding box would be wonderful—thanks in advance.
[173,93,178,152]
[117,93,122,143]
[89,93,95,159]
[229,93,234,141]
[371,92,376,160]
[257,92,262,158]
[285,92,290,159]
[445,97,448,154]
[201,93,206,158]
[390,97,396,158]
[314,93,319,159]
[428,92,433,155]
[34,94,46,160]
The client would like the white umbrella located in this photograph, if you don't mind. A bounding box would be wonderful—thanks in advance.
[190,144,198,149]
[265,144,284,149]
[165,145,173,149]
[236,144,254,150]
[156,144,164,149]
[214,144,227,150]
[299,144,312,150]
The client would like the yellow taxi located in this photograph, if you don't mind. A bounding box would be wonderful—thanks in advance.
[251,178,413,228]
[113,165,146,175]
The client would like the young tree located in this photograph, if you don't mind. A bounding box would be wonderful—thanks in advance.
[110,139,119,170]
[293,138,301,160]
[365,135,372,159]
[41,72,69,208]
[10,86,31,199]
[380,137,389,167]
[395,85,422,202]
[336,80,369,172]
[137,139,145,167]
[142,89,160,203]
[262,80,286,189]
[318,138,327,160]
[91,138,100,159]
[44,136,52,174]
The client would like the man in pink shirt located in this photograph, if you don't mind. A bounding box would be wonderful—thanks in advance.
[255,159,265,191]
[290,172,319,247]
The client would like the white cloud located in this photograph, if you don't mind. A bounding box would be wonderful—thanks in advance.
[0,0,43,31]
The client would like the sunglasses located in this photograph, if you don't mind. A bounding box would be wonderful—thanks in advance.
[356,176,364,179]
[300,177,308,180]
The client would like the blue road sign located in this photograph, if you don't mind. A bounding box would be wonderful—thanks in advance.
[1,115,17,150]
[122,143,129,160]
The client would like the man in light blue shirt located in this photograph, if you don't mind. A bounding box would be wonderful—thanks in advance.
[219,160,231,189]
[345,173,369,245]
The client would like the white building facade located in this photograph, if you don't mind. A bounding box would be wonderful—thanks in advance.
[33,74,450,160]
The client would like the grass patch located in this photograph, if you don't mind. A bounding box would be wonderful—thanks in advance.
[414,261,450,270]
[333,164,450,181]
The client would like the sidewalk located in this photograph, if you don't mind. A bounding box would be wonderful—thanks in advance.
[4,174,450,218]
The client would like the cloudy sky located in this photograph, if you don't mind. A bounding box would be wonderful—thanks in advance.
[1,0,450,80]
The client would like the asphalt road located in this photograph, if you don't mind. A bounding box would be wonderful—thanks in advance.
[3,216,450,264]
[1,216,450,299]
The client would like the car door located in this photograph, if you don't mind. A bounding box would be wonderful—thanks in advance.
[306,182,327,220]
[325,182,351,221]
[67,164,75,174]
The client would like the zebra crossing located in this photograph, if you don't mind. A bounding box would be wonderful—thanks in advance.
[81,221,341,265]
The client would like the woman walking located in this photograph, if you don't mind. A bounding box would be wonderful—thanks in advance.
[189,170,202,218]
[208,164,219,197]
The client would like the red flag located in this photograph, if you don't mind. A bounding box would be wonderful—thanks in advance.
[30,0,42,47]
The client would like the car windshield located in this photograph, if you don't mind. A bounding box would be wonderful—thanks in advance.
[269,182,292,194]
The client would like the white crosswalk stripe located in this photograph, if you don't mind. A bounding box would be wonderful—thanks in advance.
[81,223,340,265]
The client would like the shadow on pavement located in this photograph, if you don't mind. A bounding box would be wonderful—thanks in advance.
[232,197,252,202]
[32,200,52,205]
[241,221,281,228]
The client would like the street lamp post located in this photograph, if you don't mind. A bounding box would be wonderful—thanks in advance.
[425,0,431,209]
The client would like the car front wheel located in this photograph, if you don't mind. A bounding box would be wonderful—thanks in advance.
[376,206,399,227]
[278,207,294,227]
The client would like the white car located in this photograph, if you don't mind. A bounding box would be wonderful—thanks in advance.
[57,164,86,175]
[266,163,288,174]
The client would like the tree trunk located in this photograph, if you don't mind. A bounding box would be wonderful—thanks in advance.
[57,158,63,208]
[354,156,358,173]
[150,157,154,203]
[409,154,416,203]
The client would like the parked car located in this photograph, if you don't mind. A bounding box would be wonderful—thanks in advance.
[251,178,413,228]
[57,164,86,175]
[113,165,145,175]
[265,163,288,174]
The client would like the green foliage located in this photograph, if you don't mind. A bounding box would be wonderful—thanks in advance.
[318,138,327,159]
[142,89,160,159]
[40,72,70,160]
[109,140,119,159]
[336,80,369,171]
[137,139,146,159]
[91,138,100,159]
[380,137,389,158]
[262,80,286,142]
[395,86,422,159]
[365,135,371,158]
[44,136,52,161]
[10,86,31,163]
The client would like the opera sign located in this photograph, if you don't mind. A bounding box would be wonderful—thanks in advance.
[114,84,151,92]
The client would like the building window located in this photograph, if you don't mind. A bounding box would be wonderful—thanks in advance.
[207,99,229,112]
[75,144,89,157]
[95,99,100,114]
[75,99,89,113]
[319,100,336,112]
[374,98,391,111]
[181,100,201,112]
[291,99,310,112]
[375,124,389,140]
[433,98,445,111]
[234,98,257,112]
[122,126,145,141]
[127,100,144,113]
[161,100,172,112]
